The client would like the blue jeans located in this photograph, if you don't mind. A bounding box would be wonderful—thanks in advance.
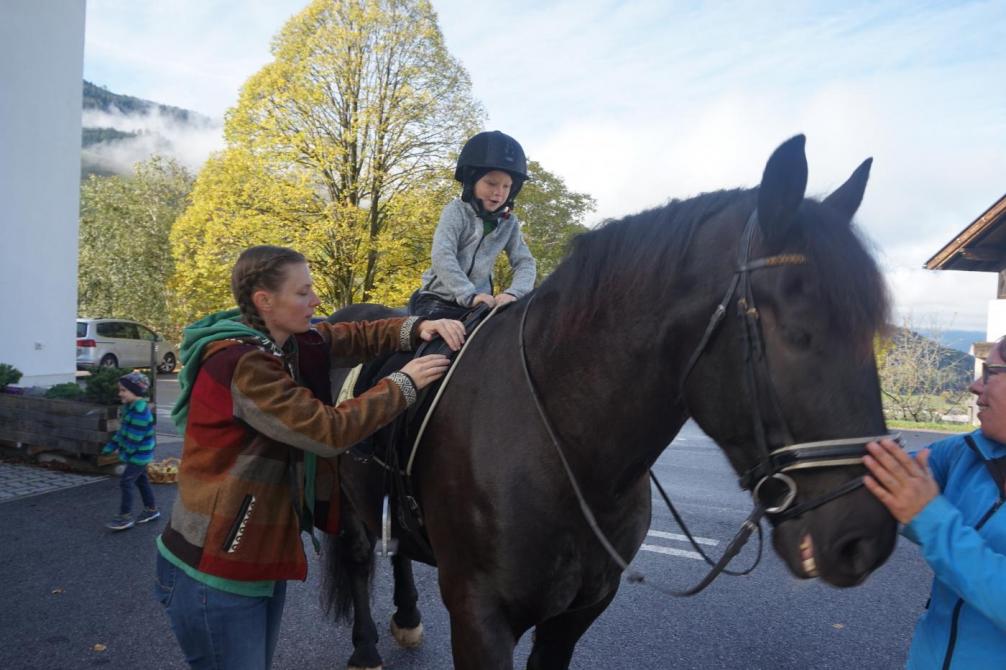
[119,463,156,515]
[154,553,287,669]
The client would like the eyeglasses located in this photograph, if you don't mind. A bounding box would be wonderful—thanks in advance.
[982,363,1006,385]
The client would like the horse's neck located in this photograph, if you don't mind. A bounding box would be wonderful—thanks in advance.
[526,295,688,490]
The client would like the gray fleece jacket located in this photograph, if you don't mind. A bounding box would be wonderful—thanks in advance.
[417,198,537,306]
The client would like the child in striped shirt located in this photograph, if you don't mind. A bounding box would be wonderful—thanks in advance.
[102,371,159,531]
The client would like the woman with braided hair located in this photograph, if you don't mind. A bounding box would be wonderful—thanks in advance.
[155,245,464,669]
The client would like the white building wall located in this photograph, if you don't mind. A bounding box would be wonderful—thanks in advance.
[987,299,1006,345]
[0,1,86,386]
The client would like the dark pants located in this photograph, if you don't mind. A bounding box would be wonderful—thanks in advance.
[408,291,470,320]
[120,462,156,515]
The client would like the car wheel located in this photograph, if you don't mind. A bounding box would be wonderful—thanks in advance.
[158,352,176,374]
[99,354,118,368]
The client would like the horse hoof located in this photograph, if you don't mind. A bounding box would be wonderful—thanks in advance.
[390,619,424,648]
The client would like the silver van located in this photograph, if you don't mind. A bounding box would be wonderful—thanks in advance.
[76,318,178,373]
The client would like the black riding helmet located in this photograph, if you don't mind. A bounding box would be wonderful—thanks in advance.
[456,131,528,211]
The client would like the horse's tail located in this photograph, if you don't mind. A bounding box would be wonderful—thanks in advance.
[320,505,376,623]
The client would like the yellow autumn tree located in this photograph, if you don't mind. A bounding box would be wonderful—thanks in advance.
[171,0,482,324]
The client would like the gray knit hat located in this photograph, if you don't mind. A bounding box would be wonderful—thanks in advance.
[119,371,150,397]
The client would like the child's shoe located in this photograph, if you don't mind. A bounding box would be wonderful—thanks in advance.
[137,508,161,524]
[105,514,135,531]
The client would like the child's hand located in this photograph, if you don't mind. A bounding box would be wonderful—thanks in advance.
[472,293,496,308]
[495,293,516,306]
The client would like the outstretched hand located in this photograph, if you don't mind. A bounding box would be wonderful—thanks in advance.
[862,439,939,524]
[416,318,466,351]
[400,354,451,390]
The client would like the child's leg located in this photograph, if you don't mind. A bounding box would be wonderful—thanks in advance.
[410,292,469,320]
[118,464,144,515]
[135,465,156,510]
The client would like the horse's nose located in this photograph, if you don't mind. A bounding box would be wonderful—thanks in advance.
[834,533,887,581]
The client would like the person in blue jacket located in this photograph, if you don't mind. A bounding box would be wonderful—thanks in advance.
[863,337,1006,669]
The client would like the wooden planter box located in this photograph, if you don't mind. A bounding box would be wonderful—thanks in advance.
[0,393,120,466]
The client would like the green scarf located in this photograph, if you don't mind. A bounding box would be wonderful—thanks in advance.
[170,308,274,431]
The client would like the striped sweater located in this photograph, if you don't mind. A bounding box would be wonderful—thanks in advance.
[160,317,420,583]
[102,398,155,465]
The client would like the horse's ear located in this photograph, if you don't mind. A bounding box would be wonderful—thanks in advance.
[823,157,872,221]
[758,134,808,245]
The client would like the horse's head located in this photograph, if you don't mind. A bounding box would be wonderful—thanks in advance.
[684,135,897,587]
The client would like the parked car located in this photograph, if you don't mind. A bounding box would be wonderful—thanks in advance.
[76,318,179,373]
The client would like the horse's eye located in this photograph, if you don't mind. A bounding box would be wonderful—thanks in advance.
[783,275,807,298]
[785,328,812,349]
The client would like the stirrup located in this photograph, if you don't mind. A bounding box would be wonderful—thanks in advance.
[376,495,398,557]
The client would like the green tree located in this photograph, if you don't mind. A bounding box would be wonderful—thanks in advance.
[878,318,974,423]
[494,159,595,288]
[78,156,193,337]
[172,0,483,321]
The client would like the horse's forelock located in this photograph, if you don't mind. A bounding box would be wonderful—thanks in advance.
[798,200,890,343]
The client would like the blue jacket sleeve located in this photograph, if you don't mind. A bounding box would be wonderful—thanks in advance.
[907,495,1006,631]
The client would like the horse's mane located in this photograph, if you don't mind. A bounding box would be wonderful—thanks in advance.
[541,188,889,344]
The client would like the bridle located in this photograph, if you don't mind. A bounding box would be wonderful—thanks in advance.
[517,209,896,596]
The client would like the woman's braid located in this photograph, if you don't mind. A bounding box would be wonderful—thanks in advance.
[231,246,306,340]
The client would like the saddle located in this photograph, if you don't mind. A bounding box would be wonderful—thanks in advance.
[340,304,493,562]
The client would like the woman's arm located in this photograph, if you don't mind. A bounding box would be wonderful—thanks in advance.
[231,348,412,458]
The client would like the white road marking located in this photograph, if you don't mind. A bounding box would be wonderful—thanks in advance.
[640,530,719,560]
[639,544,704,560]
[647,530,718,546]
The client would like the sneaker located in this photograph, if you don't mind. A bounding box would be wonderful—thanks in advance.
[137,508,161,524]
[106,514,134,531]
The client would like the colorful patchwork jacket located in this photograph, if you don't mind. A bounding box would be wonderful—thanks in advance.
[159,316,420,583]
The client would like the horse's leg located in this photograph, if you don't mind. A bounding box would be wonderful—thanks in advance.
[525,589,618,670]
[389,554,423,647]
[446,596,517,670]
[337,513,384,670]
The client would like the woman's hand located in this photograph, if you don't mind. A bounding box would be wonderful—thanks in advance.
[472,293,496,308]
[863,439,940,524]
[416,318,466,351]
[400,354,451,390]
[495,292,517,306]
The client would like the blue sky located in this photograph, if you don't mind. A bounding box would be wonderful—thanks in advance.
[83,0,1006,331]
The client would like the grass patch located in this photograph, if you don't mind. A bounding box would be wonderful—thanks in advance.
[888,419,972,434]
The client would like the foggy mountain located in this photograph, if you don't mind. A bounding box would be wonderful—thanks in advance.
[81,80,221,177]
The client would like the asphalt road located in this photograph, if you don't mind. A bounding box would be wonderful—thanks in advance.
[0,376,945,669]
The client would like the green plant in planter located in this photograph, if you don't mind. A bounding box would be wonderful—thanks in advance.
[44,382,86,401]
[0,363,23,390]
[84,367,133,405]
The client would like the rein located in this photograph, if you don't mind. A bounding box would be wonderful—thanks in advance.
[517,209,896,596]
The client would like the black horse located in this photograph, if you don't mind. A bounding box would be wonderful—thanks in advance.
[322,135,898,669]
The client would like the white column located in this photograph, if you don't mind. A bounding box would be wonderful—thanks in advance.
[0,1,86,386]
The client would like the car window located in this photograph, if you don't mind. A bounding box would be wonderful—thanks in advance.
[76,322,87,338]
[137,325,157,341]
[96,322,122,338]
[119,322,140,339]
